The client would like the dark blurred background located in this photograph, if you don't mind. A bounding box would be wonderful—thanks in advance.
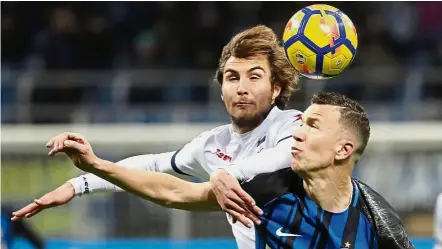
[2,1,442,123]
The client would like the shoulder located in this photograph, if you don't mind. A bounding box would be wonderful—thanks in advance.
[353,179,415,249]
[191,124,230,144]
[241,168,303,207]
[269,108,303,134]
[267,108,303,144]
[272,108,303,125]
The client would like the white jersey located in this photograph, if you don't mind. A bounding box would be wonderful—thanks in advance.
[435,192,442,249]
[68,106,303,249]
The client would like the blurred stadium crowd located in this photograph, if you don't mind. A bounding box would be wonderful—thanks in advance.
[2,2,442,124]
[2,2,442,70]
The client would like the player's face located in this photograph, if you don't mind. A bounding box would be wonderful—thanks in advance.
[221,55,281,128]
[291,104,343,172]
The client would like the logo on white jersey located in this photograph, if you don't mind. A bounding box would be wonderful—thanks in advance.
[257,136,266,147]
[256,135,266,153]
[215,149,232,162]
[276,227,302,237]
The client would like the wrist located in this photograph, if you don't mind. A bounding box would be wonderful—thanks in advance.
[63,181,75,193]
[89,157,107,172]
[223,167,247,182]
[66,177,86,196]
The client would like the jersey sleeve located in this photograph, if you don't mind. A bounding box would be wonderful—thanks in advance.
[356,180,415,249]
[169,131,212,180]
[67,152,181,196]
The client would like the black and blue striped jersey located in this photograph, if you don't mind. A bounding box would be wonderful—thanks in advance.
[241,168,377,249]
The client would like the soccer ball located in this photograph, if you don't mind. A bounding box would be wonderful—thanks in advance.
[282,4,358,80]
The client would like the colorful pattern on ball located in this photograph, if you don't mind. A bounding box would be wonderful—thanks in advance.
[283,4,358,80]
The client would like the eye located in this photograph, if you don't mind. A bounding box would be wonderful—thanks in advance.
[250,74,262,81]
[311,123,319,129]
[227,75,239,81]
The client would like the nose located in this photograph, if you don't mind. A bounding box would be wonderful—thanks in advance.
[293,126,306,143]
[236,78,249,96]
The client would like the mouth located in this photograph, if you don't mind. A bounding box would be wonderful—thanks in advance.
[291,146,301,156]
[234,101,253,107]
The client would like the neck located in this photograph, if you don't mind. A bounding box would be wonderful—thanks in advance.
[232,120,263,134]
[300,165,353,213]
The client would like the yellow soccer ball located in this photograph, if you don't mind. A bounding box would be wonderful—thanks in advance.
[283,4,358,79]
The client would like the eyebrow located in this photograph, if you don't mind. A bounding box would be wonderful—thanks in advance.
[224,66,266,74]
[303,116,321,124]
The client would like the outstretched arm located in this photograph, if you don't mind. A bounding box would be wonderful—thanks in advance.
[47,134,259,226]
[89,158,218,211]
[12,131,207,221]
[89,159,258,227]
[67,152,183,196]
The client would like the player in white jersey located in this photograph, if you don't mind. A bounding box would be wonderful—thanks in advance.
[12,25,300,249]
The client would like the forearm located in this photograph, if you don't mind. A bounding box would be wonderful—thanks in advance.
[90,159,219,211]
[68,153,178,196]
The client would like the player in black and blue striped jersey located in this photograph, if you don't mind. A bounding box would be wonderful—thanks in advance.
[239,92,413,249]
[242,168,376,249]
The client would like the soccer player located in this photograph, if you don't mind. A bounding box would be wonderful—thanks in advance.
[38,92,414,249]
[12,25,301,249]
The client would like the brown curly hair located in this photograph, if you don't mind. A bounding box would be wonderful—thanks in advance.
[215,25,299,109]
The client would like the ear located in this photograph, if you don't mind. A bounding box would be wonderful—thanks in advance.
[335,141,355,161]
[272,84,282,104]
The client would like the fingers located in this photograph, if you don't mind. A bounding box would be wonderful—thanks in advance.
[67,133,89,146]
[47,132,89,156]
[11,202,44,221]
[63,140,85,152]
[46,138,55,148]
[243,210,261,225]
[225,190,248,208]
[233,188,263,216]
[24,207,43,219]
[222,197,262,226]
[226,209,253,228]
[48,135,64,156]
[11,202,39,219]
[225,196,261,225]
[223,198,247,215]
[224,189,262,226]
[233,187,256,207]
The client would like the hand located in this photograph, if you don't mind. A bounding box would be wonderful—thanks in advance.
[11,182,75,221]
[210,169,263,228]
[47,132,100,172]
